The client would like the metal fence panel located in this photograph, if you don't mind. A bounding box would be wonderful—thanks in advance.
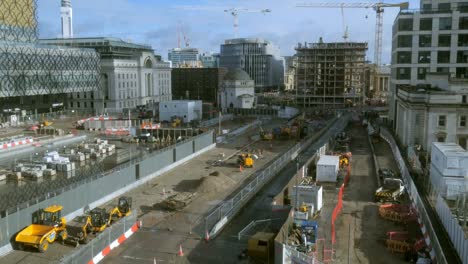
[175,141,193,161]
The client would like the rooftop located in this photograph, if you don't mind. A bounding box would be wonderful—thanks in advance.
[39,37,153,51]
[295,42,368,50]
[224,68,252,81]
[433,142,468,158]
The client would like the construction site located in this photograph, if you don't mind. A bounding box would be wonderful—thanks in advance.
[0,108,335,264]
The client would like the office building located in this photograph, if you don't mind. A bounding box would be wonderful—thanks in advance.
[218,68,256,111]
[200,52,219,68]
[0,0,100,113]
[390,0,468,128]
[219,38,284,92]
[40,38,172,113]
[60,0,73,38]
[294,40,368,108]
[168,48,199,68]
[171,68,227,105]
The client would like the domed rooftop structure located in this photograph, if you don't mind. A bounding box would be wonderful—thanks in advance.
[223,68,252,81]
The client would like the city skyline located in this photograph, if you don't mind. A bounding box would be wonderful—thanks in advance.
[37,0,420,63]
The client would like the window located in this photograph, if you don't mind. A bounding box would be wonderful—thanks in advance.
[463,95,467,103]
[70,102,73,108]
[397,35,412,47]
[437,67,449,73]
[91,102,94,108]
[418,68,429,80]
[420,18,432,30]
[84,102,87,108]
[460,17,468,29]
[77,102,80,108]
[118,83,121,88]
[437,136,445,142]
[84,93,87,99]
[439,17,452,30]
[438,51,450,63]
[457,51,468,63]
[396,68,411,80]
[438,115,446,127]
[418,51,431,63]
[460,116,467,127]
[438,35,451,47]
[459,3,468,12]
[459,34,468,46]
[77,93,80,99]
[438,3,451,11]
[422,4,432,11]
[398,19,413,31]
[456,67,468,78]
[419,35,432,47]
[397,51,412,63]
[118,74,120,79]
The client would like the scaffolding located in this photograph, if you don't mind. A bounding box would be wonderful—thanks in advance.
[294,41,368,108]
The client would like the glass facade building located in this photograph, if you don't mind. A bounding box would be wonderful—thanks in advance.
[0,0,100,112]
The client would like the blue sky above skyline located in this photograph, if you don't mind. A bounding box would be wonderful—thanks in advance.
[37,0,421,63]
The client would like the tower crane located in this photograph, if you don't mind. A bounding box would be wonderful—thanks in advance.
[296,1,409,66]
[224,8,271,38]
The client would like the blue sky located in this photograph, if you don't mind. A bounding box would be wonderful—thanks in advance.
[37,0,421,63]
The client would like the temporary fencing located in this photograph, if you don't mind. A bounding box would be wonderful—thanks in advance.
[331,184,344,245]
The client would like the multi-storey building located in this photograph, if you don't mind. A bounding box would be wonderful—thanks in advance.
[219,38,284,92]
[0,0,100,114]
[294,40,368,108]
[200,52,219,68]
[168,48,199,68]
[40,38,172,113]
[171,68,227,105]
[390,0,468,128]
[395,74,468,151]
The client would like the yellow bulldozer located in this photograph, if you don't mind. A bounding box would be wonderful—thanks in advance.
[238,153,254,168]
[15,205,67,252]
[259,127,273,141]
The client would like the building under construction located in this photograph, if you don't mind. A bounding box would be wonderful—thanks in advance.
[294,40,368,108]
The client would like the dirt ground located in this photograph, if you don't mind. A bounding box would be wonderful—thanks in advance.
[0,118,297,264]
[315,122,408,264]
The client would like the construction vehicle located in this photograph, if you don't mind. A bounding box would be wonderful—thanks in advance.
[375,178,405,202]
[171,117,181,128]
[15,205,67,252]
[65,215,93,246]
[238,153,254,168]
[90,196,133,233]
[259,127,273,140]
[40,120,53,127]
[339,153,351,168]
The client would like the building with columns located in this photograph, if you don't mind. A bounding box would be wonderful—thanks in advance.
[40,38,172,113]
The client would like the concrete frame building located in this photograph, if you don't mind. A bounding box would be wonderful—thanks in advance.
[219,38,284,92]
[60,0,73,38]
[395,74,468,151]
[294,41,368,108]
[40,38,172,113]
[389,0,468,128]
[0,0,100,114]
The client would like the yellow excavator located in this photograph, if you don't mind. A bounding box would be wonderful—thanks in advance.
[259,127,273,141]
[15,205,67,252]
[90,196,133,233]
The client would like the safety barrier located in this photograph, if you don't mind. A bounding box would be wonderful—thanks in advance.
[205,114,350,239]
[380,128,447,264]
[61,214,137,264]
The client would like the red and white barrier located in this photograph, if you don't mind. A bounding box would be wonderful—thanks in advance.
[0,137,33,150]
[87,220,142,264]
[77,116,113,125]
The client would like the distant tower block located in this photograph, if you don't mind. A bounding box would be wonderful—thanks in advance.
[60,0,73,38]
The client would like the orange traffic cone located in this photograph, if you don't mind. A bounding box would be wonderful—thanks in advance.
[178,244,184,257]
[239,165,243,172]
[205,230,210,242]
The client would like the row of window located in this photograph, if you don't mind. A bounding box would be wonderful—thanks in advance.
[396,50,468,64]
[119,101,136,108]
[438,114,467,127]
[118,73,137,79]
[70,101,94,108]
[69,92,94,99]
[396,67,468,79]
[118,81,137,89]
[398,16,468,32]
[397,34,468,48]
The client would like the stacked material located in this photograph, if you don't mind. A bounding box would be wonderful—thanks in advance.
[78,139,115,158]
[43,151,75,171]
[9,163,56,180]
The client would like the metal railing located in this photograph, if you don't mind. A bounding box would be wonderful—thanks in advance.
[0,130,214,216]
